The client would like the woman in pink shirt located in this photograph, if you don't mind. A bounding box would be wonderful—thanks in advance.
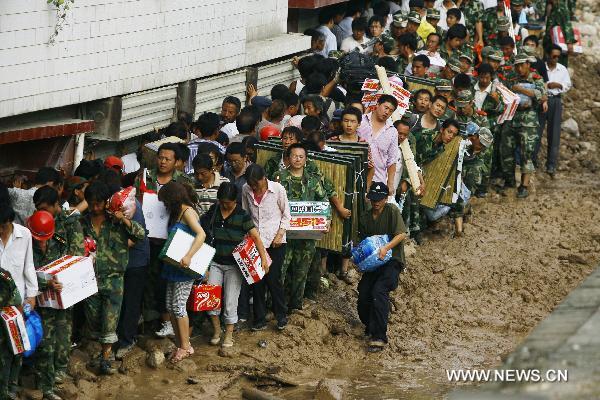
[241,165,291,330]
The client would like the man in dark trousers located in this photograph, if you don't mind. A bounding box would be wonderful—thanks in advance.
[357,182,408,353]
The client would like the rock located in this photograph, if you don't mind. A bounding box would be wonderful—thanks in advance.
[119,346,146,374]
[562,118,580,137]
[172,359,197,373]
[139,337,176,354]
[558,254,588,265]
[76,379,98,398]
[432,264,445,273]
[67,356,88,380]
[314,378,347,400]
[56,382,79,400]
[187,377,200,385]
[579,141,594,152]
[22,388,43,400]
[146,349,165,368]
[218,347,234,358]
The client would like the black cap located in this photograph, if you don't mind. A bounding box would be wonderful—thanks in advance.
[367,182,389,201]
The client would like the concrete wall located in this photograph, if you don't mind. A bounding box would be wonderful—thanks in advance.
[0,0,296,119]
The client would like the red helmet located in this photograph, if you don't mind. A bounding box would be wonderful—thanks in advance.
[104,155,124,174]
[259,125,281,141]
[27,211,55,241]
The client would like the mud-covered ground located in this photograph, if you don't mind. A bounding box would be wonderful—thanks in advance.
[22,10,600,400]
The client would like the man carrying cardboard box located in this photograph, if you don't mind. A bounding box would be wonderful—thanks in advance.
[0,267,23,400]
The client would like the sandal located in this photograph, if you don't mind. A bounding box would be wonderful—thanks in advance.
[169,347,190,363]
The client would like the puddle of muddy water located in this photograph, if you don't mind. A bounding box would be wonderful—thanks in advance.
[280,361,461,400]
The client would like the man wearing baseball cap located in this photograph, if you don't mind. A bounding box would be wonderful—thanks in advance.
[357,182,408,353]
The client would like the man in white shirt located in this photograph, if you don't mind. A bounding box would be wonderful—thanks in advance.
[538,45,571,177]
[341,18,370,53]
[338,4,362,42]
[0,206,38,309]
[316,9,338,57]
[434,0,466,30]
[8,167,63,225]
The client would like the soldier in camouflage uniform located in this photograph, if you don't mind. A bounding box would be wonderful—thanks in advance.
[434,79,458,123]
[426,8,444,38]
[395,119,425,244]
[474,63,504,196]
[0,268,21,400]
[460,0,485,46]
[454,90,491,134]
[274,144,332,311]
[485,15,511,47]
[406,11,426,51]
[543,0,576,66]
[462,124,495,194]
[31,186,85,400]
[80,181,145,375]
[505,53,547,198]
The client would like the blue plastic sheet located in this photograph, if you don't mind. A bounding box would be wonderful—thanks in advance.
[23,310,43,358]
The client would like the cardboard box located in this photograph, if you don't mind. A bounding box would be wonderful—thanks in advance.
[36,256,98,309]
[288,201,331,240]
[495,83,519,124]
[233,236,272,285]
[159,228,216,277]
[187,284,222,312]
[551,26,583,54]
[1,306,31,355]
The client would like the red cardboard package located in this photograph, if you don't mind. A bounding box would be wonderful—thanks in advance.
[233,236,272,284]
[187,284,222,312]
[1,306,31,355]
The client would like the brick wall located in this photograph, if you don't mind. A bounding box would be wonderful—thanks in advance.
[0,0,290,119]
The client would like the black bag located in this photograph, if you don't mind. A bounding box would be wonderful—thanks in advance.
[200,204,218,246]
[338,52,377,98]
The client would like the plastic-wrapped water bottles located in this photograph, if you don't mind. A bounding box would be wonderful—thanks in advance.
[351,235,392,272]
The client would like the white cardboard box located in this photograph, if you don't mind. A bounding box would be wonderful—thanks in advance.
[161,228,216,277]
[36,255,98,309]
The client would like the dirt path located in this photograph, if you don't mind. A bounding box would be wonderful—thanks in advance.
[53,53,600,400]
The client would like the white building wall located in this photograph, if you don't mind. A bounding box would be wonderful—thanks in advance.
[0,0,301,119]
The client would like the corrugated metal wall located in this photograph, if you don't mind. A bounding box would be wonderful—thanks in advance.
[118,85,178,141]
[257,58,300,98]
[195,69,247,118]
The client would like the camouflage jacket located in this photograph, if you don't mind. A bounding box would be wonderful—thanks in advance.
[0,268,21,307]
[455,112,491,136]
[506,71,546,127]
[412,121,441,166]
[482,9,498,46]
[460,0,485,41]
[33,210,85,290]
[265,155,335,199]
[545,0,575,43]
[80,213,145,278]
[476,87,505,129]
[273,168,331,202]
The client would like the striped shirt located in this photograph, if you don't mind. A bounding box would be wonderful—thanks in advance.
[204,205,255,265]
[194,172,230,216]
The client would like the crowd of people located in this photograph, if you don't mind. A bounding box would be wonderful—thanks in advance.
[0,0,577,399]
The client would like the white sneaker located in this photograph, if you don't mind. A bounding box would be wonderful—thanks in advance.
[155,321,174,337]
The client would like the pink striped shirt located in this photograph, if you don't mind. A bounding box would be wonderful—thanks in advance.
[357,112,400,184]
[241,180,291,248]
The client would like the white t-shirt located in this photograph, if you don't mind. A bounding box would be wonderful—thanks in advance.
[121,152,140,174]
[341,36,370,53]
[434,0,466,31]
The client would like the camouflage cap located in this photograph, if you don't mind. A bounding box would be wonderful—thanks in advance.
[426,8,441,20]
[455,89,474,107]
[328,50,345,59]
[513,52,530,65]
[447,56,462,73]
[481,46,494,58]
[497,15,511,32]
[392,12,408,28]
[489,49,504,62]
[521,45,537,63]
[478,127,494,148]
[465,121,480,136]
[459,48,474,63]
[408,11,421,24]
[435,78,453,91]
[379,33,396,53]
[511,0,524,5]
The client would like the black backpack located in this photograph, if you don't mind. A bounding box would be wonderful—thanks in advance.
[338,52,377,98]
